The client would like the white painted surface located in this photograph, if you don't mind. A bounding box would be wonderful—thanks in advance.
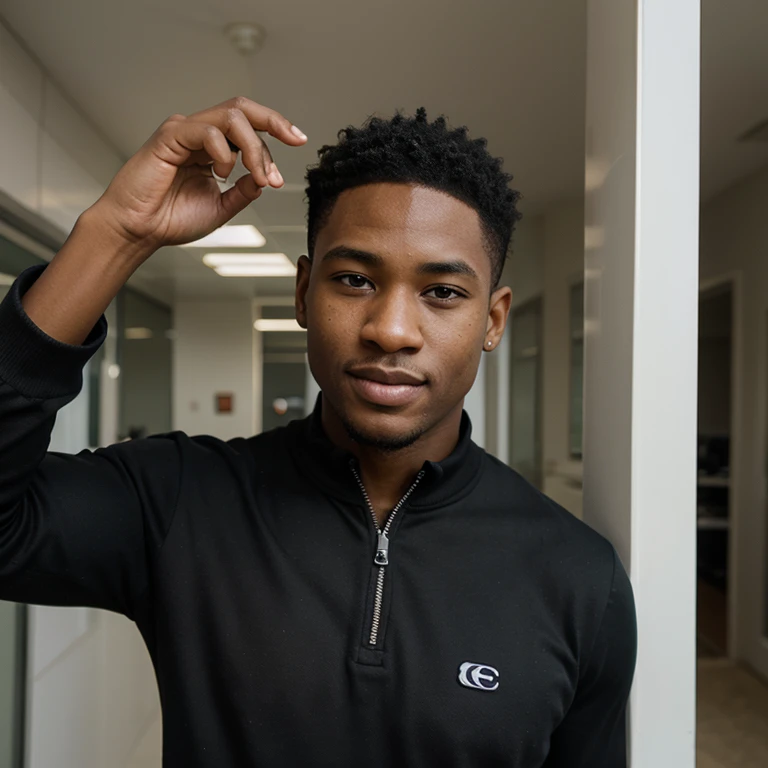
[98,301,120,447]
[699,166,768,679]
[304,355,320,417]
[0,23,41,213]
[48,364,90,455]
[463,352,485,450]
[584,2,700,766]
[173,299,255,440]
[39,128,103,234]
[25,617,102,768]
[493,325,510,466]
[28,605,90,679]
[0,19,120,236]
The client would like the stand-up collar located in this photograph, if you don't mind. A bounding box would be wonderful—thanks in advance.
[285,394,484,510]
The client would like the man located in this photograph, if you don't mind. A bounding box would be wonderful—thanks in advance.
[0,98,636,766]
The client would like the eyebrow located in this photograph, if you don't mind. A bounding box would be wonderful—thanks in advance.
[321,245,480,281]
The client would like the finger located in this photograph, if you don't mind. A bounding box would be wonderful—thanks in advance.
[153,119,236,178]
[259,138,283,188]
[218,173,264,223]
[187,148,237,173]
[225,109,277,187]
[189,97,307,148]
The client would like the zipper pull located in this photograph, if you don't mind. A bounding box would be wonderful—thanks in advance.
[374,531,390,566]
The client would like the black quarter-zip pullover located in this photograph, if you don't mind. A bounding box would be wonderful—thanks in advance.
[0,266,636,767]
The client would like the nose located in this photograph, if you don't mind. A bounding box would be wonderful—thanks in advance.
[359,288,424,354]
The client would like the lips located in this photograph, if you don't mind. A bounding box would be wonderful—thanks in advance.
[347,367,427,407]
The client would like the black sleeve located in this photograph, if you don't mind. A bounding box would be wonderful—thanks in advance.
[543,549,637,767]
[0,266,182,619]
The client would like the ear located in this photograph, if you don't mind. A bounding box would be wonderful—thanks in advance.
[484,286,513,348]
[295,255,312,329]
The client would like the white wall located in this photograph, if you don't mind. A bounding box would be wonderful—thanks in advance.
[0,23,120,234]
[173,299,256,440]
[699,164,768,677]
[0,18,160,768]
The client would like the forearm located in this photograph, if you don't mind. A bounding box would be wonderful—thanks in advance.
[21,205,152,345]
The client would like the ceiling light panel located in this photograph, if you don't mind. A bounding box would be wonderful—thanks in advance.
[214,265,297,277]
[253,319,305,332]
[181,225,266,248]
[202,252,296,277]
[202,252,292,268]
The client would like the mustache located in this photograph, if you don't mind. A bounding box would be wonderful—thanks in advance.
[343,358,428,378]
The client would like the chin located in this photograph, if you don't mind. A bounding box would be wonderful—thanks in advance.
[342,418,425,453]
[338,401,429,453]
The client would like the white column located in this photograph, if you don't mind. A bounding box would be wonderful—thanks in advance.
[583,2,699,766]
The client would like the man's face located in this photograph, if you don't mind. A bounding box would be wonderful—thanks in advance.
[295,183,511,451]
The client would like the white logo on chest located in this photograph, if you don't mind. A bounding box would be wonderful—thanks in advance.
[458,662,500,691]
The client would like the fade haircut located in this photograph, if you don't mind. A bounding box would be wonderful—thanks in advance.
[304,108,521,288]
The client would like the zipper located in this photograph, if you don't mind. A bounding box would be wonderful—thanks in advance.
[350,462,425,647]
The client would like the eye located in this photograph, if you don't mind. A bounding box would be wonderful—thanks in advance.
[424,286,465,302]
[338,274,373,290]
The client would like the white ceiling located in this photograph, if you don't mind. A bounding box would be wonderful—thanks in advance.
[1,0,768,300]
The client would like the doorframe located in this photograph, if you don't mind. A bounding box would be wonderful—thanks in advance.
[699,271,743,661]
[12,604,27,768]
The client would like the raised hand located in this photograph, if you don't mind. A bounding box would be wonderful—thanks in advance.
[93,96,307,252]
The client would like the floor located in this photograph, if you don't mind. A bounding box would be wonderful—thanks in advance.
[697,578,728,656]
[695,573,768,767]
[698,660,768,767]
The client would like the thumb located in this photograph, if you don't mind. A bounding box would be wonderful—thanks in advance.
[217,173,264,226]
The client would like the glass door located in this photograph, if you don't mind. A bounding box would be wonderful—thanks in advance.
[508,297,543,489]
[255,303,309,433]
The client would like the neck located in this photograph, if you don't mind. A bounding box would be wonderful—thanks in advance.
[321,396,463,526]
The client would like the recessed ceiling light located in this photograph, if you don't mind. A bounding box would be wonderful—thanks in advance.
[215,265,297,277]
[181,225,266,248]
[202,252,291,267]
[253,319,305,332]
[202,252,296,277]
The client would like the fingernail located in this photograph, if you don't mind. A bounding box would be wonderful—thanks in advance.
[291,125,307,140]
[269,167,284,185]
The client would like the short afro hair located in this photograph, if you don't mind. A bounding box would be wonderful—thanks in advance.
[305,108,521,288]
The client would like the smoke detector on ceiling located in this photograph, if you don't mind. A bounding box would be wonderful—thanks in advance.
[225,22,267,55]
